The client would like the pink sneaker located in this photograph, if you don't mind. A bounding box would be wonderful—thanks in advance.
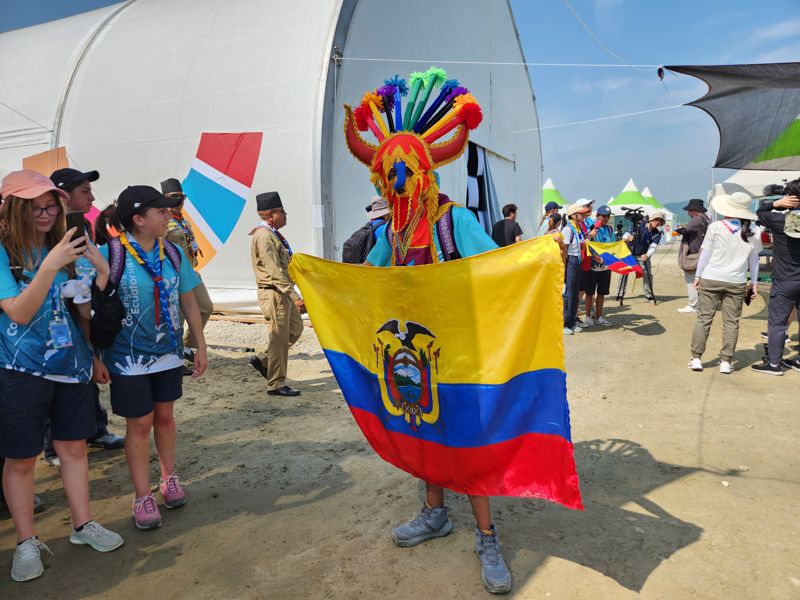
[160,473,187,509]
[132,493,161,530]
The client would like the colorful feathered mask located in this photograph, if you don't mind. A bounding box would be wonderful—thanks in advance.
[344,67,483,237]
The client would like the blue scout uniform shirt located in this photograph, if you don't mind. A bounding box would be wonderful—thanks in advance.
[0,243,93,383]
[367,206,498,265]
[629,222,663,256]
[99,242,199,376]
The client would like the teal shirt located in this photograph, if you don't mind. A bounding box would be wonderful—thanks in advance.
[367,206,498,266]
[0,244,93,382]
[99,242,199,376]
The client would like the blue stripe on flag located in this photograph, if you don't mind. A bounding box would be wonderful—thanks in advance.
[324,349,571,448]
[181,169,246,243]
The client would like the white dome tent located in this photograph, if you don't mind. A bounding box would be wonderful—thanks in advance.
[0,0,543,313]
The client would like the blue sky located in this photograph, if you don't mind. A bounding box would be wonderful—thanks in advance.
[510,0,800,208]
[2,0,798,208]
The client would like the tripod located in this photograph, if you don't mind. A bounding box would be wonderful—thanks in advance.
[616,227,657,306]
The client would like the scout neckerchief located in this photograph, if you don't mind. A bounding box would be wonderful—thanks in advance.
[170,212,202,257]
[566,218,587,259]
[263,222,293,257]
[721,218,742,235]
[119,232,177,346]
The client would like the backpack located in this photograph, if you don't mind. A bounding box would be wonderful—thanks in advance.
[342,221,381,264]
[90,238,182,349]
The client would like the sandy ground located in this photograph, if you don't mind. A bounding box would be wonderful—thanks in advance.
[1,247,799,599]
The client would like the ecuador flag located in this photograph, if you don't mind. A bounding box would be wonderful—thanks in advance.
[586,240,644,278]
[290,237,582,509]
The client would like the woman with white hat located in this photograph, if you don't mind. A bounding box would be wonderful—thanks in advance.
[689,192,762,374]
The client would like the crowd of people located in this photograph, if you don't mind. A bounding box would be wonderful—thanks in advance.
[1,159,798,590]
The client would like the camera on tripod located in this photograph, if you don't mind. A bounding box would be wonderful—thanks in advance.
[622,206,647,226]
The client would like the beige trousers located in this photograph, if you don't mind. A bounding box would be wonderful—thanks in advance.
[691,278,747,362]
[181,278,214,349]
[256,289,304,390]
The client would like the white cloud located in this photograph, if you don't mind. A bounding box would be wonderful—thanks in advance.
[751,42,800,63]
[752,18,800,44]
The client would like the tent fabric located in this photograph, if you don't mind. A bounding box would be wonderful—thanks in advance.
[542,177,568,206]
[641,186,664,209]
[609,178,651,208]
[711,168,800,199]
[667,63,800,170]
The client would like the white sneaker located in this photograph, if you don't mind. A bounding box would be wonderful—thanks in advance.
[70,521,124,552]
[719,361,733,374]
[572,325,583,333]
[689,357,703,371]
[11,537,52,582]
[677,306,698,314]
[583,317,595,327]
[563,327,574,335]
[597,317,612,327]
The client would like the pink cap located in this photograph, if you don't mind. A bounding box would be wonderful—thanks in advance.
[1,169,69,202]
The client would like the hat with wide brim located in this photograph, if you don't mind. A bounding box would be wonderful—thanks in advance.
[566,204,587,217]
[711,192,757,221]
[648,210,667,223]
[682,198,706,212]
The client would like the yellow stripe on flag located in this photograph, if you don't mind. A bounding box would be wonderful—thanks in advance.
[289,237,564,385]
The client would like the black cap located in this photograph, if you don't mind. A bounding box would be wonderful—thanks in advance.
[50,168,99,192]
[160,178,184,196]
[116,185,180,222]
[256,191,282,212]
[682,198,707,212]
[544,201,562,212]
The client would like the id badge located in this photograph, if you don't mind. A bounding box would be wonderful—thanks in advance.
[49,319,73,349]
[190,240,200,252]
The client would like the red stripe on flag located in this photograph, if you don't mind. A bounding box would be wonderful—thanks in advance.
[350,406,583,509]
[195,132,263,187]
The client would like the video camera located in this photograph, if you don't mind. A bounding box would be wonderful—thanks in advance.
[621,206,647,226]
[763,183,786,197]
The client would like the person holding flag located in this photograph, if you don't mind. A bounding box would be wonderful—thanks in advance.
[581,205,615,327]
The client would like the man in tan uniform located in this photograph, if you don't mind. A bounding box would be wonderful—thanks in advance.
[161,178,214,372]
[249,191,305,397]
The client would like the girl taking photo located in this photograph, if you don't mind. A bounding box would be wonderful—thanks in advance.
[98,185,207,531]
[0,170,123,582]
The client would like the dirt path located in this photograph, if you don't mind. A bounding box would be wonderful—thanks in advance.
[1,249,798,599]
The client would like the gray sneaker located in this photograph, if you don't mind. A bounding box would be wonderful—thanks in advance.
[391,504,453,547]
[474,526,512,594]
[70,521,124,552]
[11,537,52,582]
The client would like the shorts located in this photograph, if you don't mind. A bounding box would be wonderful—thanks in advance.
[581,270,612,295]
[110,366,183,418]
[0,369,94,459]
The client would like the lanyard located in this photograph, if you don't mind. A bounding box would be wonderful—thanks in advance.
[49,284,63,320]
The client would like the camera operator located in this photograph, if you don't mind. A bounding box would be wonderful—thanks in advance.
[622,210,666,302]
[752,180,800,375]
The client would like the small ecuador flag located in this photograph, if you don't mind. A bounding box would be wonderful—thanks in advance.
[586,240,644,278]
[289,237,582,509]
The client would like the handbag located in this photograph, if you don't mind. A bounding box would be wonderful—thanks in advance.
[678,243,699,272]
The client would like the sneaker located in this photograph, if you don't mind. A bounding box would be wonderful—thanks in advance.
[719,360,733,374]
[132,493,162,530]
[644,296,655,302]
[88,432,125,450]
[562,327,574,336]
[160,473,187,509]
[70,520,124,552]
[782,358,800,372]
[576,318,584,326]
[391,504,453,548]
[11,537,52,582]
[688,358,703,371]
[750,362,783,376]
[474,526,512,594]
[596,316,612,327]
[43,454,60,469]
[761,331,791,343]
[583,316,595,327]
[572,325,583,333]
[677,306,698,314]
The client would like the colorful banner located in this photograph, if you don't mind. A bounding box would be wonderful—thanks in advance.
[290,237,583,509]
[180,132,263,269]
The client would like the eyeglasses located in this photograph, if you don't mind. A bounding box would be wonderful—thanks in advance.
[31,204,61,217]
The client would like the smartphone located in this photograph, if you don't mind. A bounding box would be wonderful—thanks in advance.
[65,212,87,247]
